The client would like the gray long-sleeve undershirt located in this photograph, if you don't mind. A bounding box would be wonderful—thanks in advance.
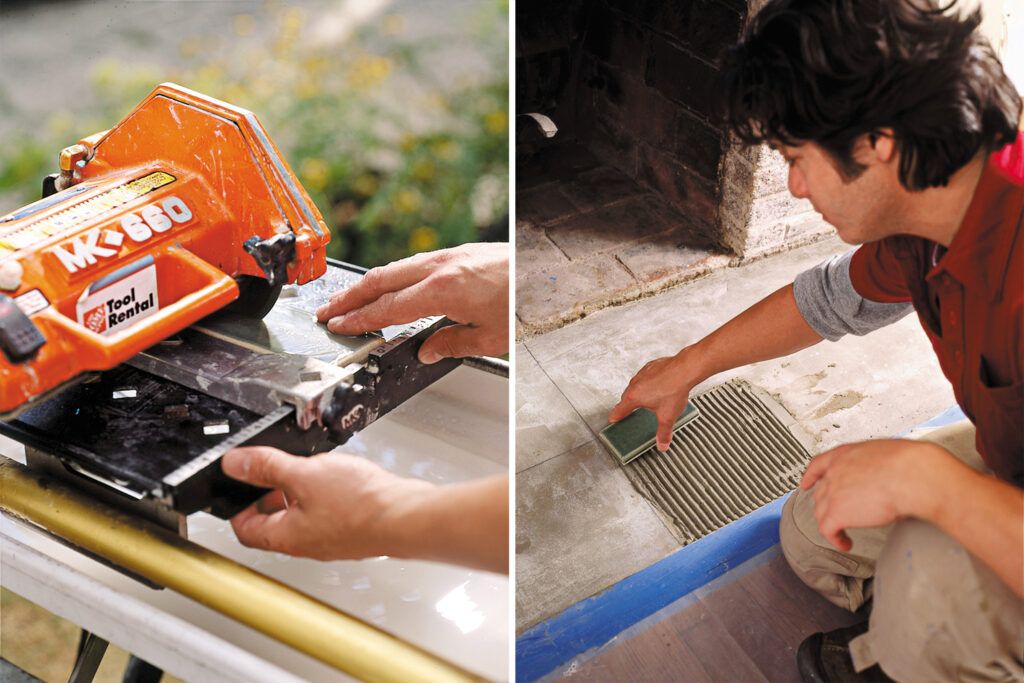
[792,250,914,342]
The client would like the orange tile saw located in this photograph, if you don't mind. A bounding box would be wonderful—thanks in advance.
[0,84,489,521]
[0,83,329,415]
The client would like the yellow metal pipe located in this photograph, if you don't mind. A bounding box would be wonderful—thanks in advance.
[0,460,481,683]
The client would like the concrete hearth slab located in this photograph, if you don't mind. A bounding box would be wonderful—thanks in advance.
[516,220,569,276]
[515,346,592,473]
[615,236,733,294]
[516,253,638,332]
[544,196,678,261]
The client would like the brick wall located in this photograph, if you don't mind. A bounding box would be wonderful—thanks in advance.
[719,144,832,259]
[714,0,831,259]
[516,0,586,150]
[573,0,743,238]
[518,0,835,261]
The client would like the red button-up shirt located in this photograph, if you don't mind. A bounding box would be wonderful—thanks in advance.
[849,137,1024,486]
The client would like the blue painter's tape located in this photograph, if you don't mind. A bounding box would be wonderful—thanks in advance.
[912,404,966,430]
[516,494,790,683]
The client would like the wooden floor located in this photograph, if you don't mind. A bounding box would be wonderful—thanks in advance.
[562,547,861,682]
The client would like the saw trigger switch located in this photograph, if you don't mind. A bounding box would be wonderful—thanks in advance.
[0,295,46,363]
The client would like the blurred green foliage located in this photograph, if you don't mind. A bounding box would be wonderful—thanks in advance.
[0,3,508,267]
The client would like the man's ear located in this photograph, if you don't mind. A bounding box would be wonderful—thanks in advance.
[861,128,896,164]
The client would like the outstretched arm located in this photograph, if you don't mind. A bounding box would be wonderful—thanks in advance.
[222,447,509,574]
[610,250,911,450]
[610,283,823,450]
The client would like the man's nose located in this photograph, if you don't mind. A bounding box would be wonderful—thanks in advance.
[788,166,810,199]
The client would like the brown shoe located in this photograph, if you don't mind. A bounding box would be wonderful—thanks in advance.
[797,621,893,682]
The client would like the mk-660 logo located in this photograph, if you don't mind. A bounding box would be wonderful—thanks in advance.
[51,196,193,273]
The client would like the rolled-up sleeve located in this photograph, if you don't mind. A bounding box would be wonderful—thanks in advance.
[793,251,913,341]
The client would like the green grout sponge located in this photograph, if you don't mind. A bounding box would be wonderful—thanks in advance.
[599,402,700,466]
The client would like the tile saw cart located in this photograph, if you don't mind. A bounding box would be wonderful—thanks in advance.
[0,84,508,683]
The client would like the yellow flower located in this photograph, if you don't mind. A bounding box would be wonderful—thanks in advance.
[302,55,330,76]
[382,14,406,35]
[234,14,255,36]
[222,84,247,104]
[346,54,393,90]
[408,226,438,252]
[394,189,422,214]
[282,6,305,33]
[411,159,435,181]
[195,63,225,86]
[399,134,418,152]
[300,158,330,191]
[484,110,508,135]
[272,39,293,59]
[353,174,379,197]
[295,77,318,99]
[431,139,459,160]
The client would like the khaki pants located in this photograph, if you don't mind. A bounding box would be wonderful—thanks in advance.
[779,421,1024,682]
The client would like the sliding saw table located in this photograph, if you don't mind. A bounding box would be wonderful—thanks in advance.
[0,274,510,683]
[2,261,475,525]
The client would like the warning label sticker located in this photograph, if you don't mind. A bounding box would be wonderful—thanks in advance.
[0,171,176,258]
[14,289,50,317]
[76,263,159,336]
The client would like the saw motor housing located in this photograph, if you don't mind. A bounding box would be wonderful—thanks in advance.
[0,83,330,415]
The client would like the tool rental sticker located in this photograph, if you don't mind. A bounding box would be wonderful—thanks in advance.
[76,259,159,336]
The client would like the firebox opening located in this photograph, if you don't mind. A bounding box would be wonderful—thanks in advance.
[516,0,748,335]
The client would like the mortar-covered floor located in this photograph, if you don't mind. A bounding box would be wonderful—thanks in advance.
[515,235,955,633]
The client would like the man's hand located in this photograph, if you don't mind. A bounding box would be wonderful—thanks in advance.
[315,243,509,364]
[608,351,700,451]
[800,439,946,551]
[222,447,431,561]
[804,437,1024,597]
[222,447,509,572]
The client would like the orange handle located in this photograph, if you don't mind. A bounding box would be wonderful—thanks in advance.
[38,245,240,368]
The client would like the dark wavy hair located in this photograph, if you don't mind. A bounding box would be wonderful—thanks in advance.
[719,0,1021,190]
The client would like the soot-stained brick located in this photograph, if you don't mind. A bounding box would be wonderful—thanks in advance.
[645,35,719,118]
[638,144,719,229]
